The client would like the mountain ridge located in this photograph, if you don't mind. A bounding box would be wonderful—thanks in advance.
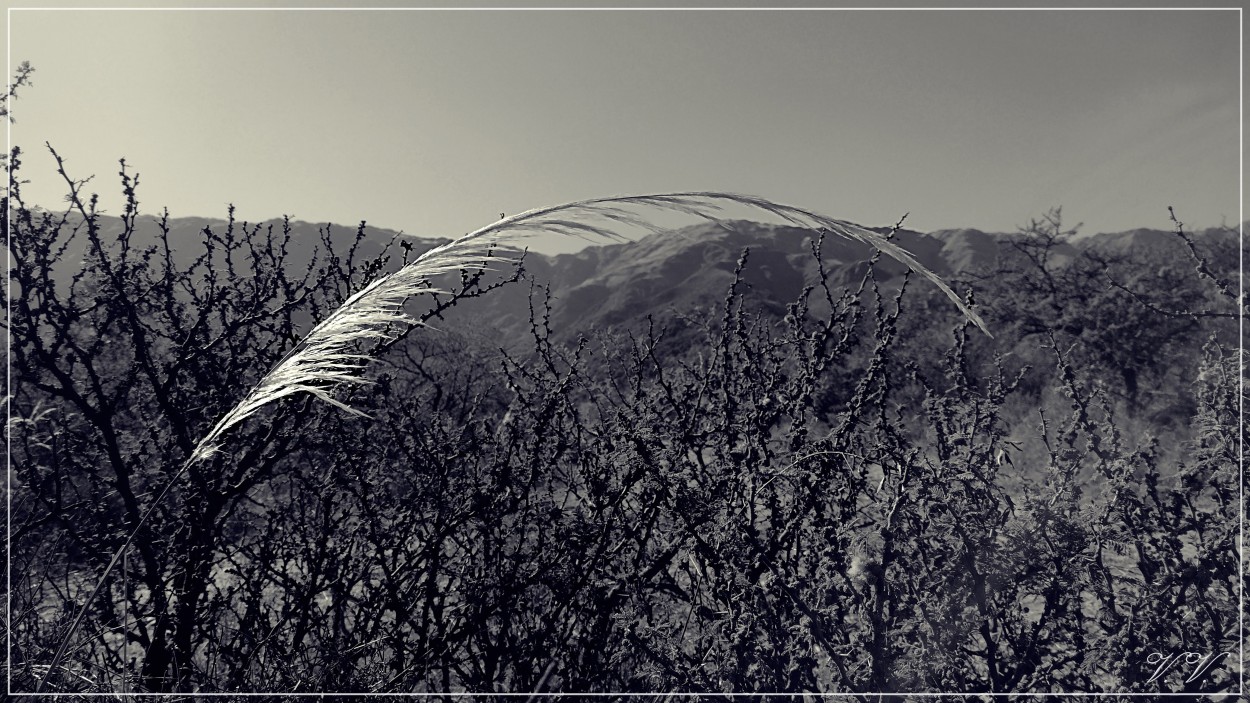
[26,211,1235,348]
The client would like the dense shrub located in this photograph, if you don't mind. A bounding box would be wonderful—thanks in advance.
[6,148,1243,696]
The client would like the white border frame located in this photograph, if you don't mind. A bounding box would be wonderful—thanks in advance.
[7,5,1240,695]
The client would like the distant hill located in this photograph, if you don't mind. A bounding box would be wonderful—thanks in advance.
[20,211,1235,349]
[927,228,1004,274]
[441,221,1236,347]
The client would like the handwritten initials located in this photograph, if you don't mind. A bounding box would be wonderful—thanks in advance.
[1146,651,1230,685]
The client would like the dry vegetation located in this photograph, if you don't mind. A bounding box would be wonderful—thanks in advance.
[5,135,1244,697]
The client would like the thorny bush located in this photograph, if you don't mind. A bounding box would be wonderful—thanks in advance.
[5,149,1244,696]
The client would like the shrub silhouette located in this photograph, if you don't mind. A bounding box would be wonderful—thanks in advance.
[6,147,1242,695]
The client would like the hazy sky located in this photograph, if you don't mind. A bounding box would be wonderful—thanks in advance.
[7,5,1241,250]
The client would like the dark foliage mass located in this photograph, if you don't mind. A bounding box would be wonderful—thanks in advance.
[5,144,1244,699]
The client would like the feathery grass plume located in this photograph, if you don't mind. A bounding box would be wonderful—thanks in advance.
[38,192,989,693]
[190,191,987,462]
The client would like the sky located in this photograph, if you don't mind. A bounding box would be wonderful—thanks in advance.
[6,4,1242,253]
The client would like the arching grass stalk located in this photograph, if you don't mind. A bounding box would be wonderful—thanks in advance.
[38,191,989,693]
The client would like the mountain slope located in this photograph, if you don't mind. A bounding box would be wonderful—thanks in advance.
[27,210,1231,350]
